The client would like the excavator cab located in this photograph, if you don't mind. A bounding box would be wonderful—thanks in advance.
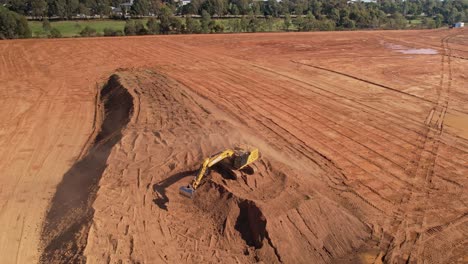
[179,146,259,198]
[232,147,259,170]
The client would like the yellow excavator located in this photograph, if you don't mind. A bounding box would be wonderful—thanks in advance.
[179,146,259,198]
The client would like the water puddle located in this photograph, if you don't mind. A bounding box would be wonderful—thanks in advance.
[382,42,438,55]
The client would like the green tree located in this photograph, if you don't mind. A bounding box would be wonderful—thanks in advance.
[185,15,201,33]
[265,15,274,31]
[169,16,183,33]
[227,18,241,32]
[149,0,162,15]
[279,0,291,15]
[252,1,261,16]
[300,11,316,31]
[315,19,335,31]
[201,9,211,33]
[147,17,160,34]
[8,0,29,15]
[247,12,259,32]
[212,22,224,32]
[435,13,444,28]
[159,6,172,34]
[309,0,322,17]
[341,17,355,29]
[191,0,203,14]
[31,0,48,18]
[65,0,79,19]
[240,15,248,31]
[135,20,147,34]
[77,3,89,15]
[294,12,304,31]
[124,20,136,35]
[422,17,436,29]
[49,27,62,38]
[230,4,239,16]
[212,0,227,16]
[0,7,31,39]
[49,0,66,18]
[79,26,97,36]
[264,0,279,17]
[235,0,250,15]
[90,0,111,17]
[131,0,150,16]
[387,12,407,29]
[104,27,118,36]
[283,13,291,31]
[42,18,51,31]
[328,8,340,24]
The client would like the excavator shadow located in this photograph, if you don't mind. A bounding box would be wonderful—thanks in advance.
[152,170,197,210]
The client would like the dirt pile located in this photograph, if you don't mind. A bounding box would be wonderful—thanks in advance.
[80,70,373,264]
[40,75,133,263]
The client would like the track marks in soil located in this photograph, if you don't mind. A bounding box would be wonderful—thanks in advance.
[3,30,467,264]
[83,70,373,264]
[383,32,467,264]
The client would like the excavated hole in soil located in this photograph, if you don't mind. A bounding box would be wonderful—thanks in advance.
[194,180,268,250]
[235,199,267,249]
[40,75,133,263]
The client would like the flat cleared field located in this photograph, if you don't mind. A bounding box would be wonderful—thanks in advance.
[0,29,467,264]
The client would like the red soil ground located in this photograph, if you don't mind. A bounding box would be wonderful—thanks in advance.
[0,29,467,264]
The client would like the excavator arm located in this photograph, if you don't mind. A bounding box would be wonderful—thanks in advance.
[179,149,235,198]
[191,149,235,189]
[179,146,259,198]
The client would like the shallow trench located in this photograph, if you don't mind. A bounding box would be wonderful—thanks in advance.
[40,75,133,263]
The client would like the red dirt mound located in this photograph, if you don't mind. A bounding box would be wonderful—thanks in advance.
[40,75,134,263]
[83,70,373,264]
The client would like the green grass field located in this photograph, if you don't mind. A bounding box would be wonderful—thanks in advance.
[29,20,128,37]
[409,19,422,25]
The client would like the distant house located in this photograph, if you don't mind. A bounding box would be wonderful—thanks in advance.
[180,0,191,6]
[111,6,123,16]
[454,22,465,28]
[348,0,376,3]
[120,0,134,16]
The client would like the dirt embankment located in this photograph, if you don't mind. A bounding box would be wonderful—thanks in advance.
[40,75,134,263]
[80,69,373,264]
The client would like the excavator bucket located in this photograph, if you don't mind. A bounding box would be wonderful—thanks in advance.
[179,185,195,198]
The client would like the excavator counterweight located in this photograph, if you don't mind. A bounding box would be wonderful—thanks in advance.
[179,146,259,198]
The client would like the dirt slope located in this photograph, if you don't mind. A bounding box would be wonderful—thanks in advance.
[40,75,134,263]
[0,29,467,263]
[83,70,371,263]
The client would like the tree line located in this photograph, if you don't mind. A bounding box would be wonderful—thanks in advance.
[4,0,467,26]
[1,0,467,39]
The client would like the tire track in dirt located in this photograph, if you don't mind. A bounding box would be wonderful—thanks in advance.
[170,62,422,199]
[382,32,464,264]
[291,61,435,104]
[2,30,466,263]
[144,32,467,263]
[83,70,373,264]
[157,43,419,169]
[167,69,398,229]
[145,39,432,230]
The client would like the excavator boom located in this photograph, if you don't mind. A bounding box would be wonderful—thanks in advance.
[179,146,258,198]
